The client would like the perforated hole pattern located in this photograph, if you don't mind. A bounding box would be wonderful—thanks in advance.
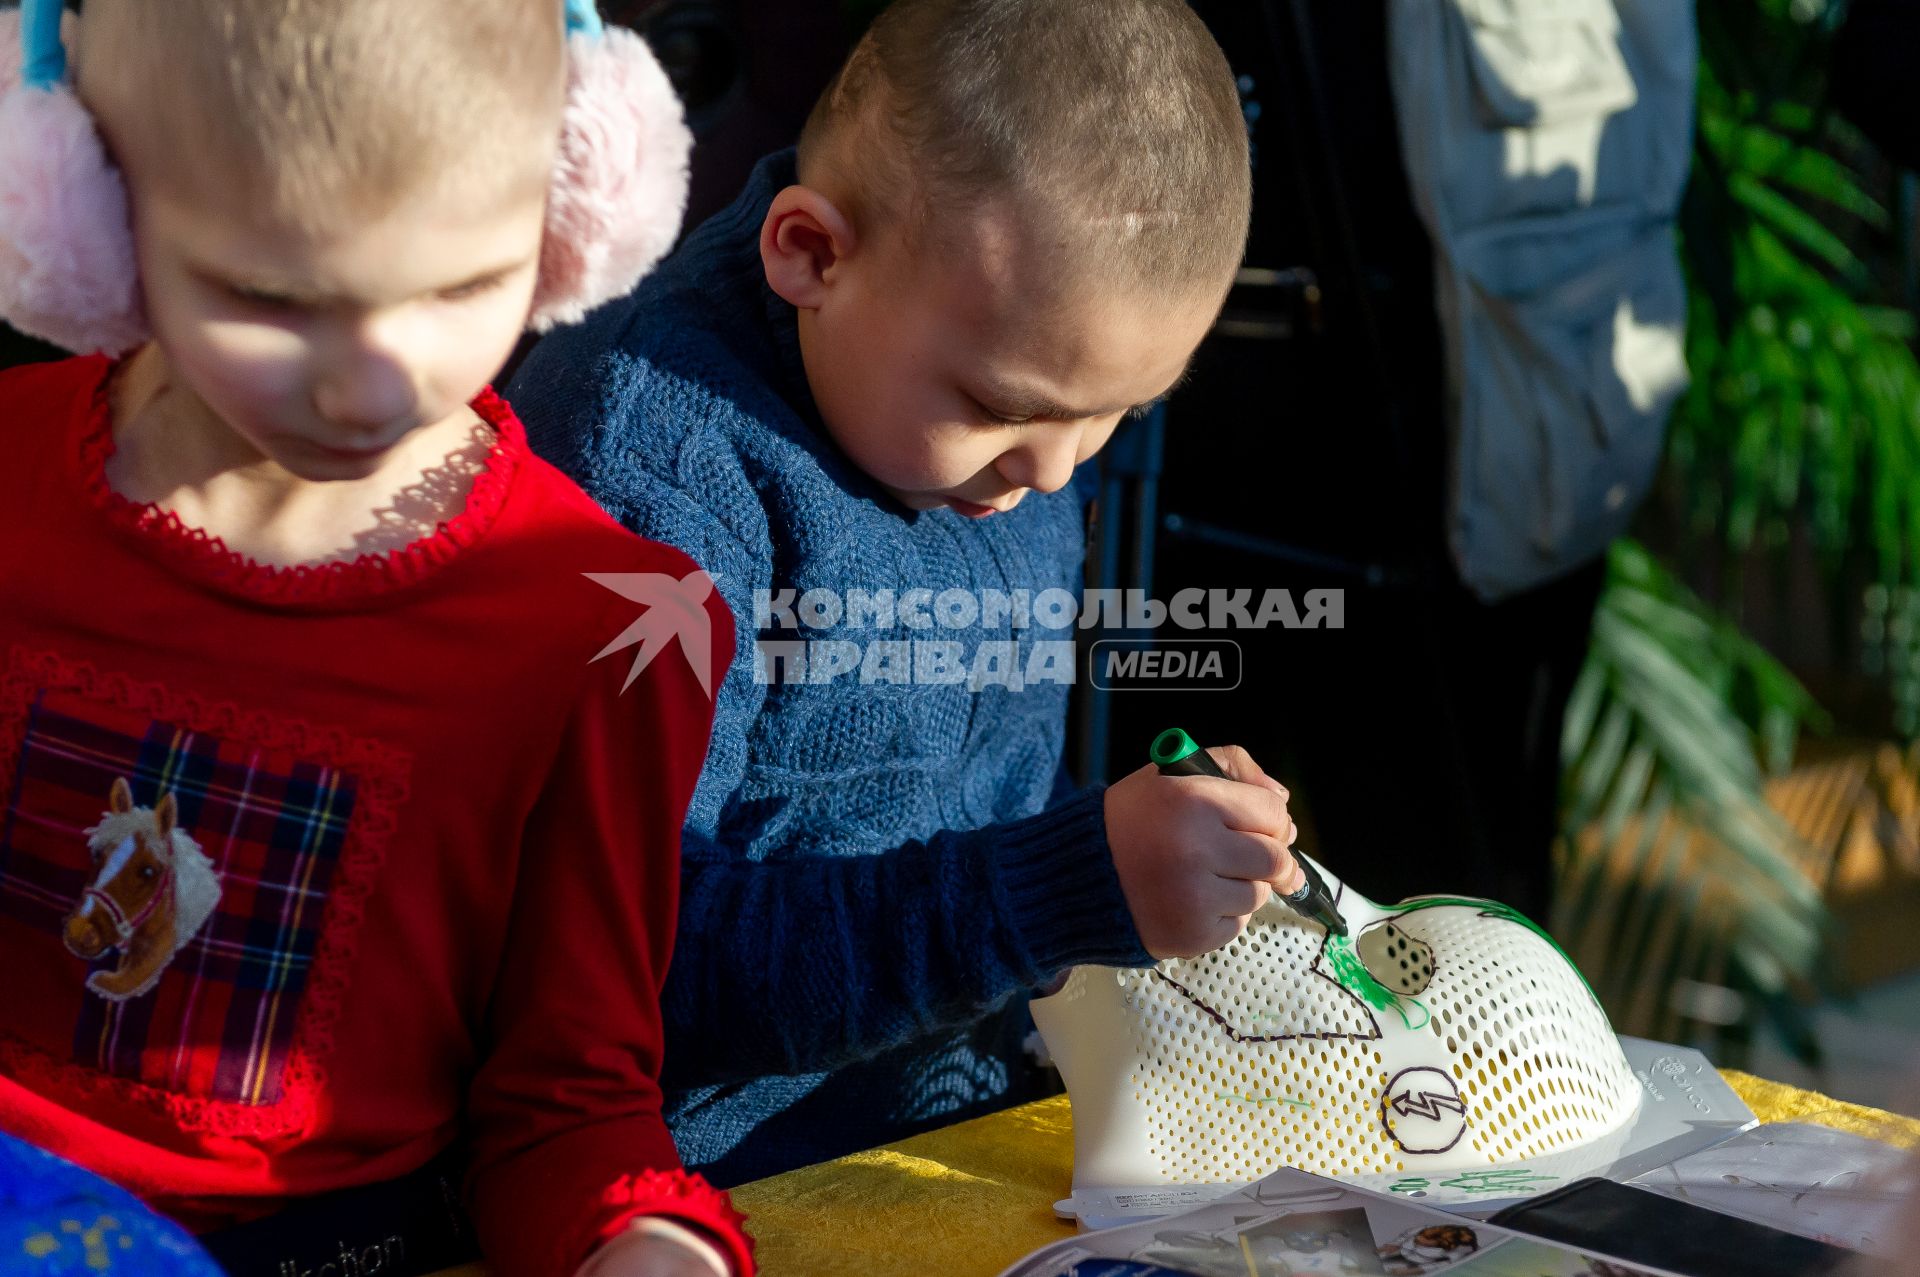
[1117,903,1639,1182]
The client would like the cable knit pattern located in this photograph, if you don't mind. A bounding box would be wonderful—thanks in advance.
[509,148,1153,1183]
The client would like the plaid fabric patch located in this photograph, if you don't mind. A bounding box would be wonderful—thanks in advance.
[0,684,359,1108]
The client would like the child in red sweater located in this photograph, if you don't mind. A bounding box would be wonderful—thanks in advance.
[0,2,750,1276]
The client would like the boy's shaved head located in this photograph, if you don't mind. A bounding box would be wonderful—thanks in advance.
[798,0,1252,298]
[77,0,569,232]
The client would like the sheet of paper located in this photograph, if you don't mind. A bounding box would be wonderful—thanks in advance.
[1627,1121,1915,1255]
[1004,1168,1691,1277]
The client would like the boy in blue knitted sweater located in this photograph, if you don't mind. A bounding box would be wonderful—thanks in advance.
[509,0,1295,1184]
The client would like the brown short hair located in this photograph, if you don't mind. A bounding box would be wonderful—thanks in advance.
[798,0,1252,297]
[77,0,568,232]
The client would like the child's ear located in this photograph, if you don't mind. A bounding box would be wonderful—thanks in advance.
[760,185,857,310]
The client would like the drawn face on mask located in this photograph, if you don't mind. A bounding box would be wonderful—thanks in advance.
[1032,859,1642,1195]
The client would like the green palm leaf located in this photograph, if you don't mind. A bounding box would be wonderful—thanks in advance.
[1559,544,1831,1050]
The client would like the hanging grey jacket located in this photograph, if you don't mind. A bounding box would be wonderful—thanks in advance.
[1388,0,1697,600]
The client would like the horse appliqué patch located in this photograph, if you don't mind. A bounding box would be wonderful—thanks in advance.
[0,648,409,1133]
[63,778,222,1002]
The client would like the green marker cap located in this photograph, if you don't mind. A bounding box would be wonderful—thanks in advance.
[1150,727,1202,768]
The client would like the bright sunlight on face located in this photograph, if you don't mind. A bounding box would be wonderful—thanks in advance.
[130,173,550,483]
[797,197,1221,519]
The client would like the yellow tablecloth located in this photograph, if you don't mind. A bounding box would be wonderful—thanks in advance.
[723,1072,1919,1276]
[430,1070,1916,1276]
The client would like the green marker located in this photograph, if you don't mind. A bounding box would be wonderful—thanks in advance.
[1151,727,1348,938]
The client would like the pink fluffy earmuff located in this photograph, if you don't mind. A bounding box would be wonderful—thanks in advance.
[0,0,692,356]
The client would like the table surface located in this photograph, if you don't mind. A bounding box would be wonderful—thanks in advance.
[436,1070,1919,1277]
[725,1070,1919,1276]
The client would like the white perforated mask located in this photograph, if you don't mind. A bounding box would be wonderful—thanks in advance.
[1030,858,1641,1190]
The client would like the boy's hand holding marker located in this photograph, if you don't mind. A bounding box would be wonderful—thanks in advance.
[1104,742,1305,959]
[1151,728,1348,939]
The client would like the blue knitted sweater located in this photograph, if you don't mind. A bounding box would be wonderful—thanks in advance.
[507,150,1152,1185]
